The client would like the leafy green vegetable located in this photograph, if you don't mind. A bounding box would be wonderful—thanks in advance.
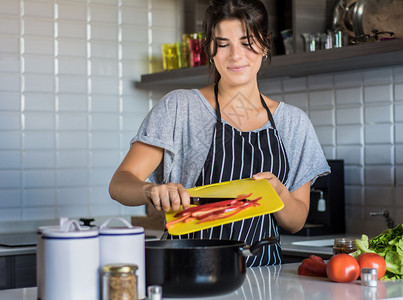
[351,224,403,280]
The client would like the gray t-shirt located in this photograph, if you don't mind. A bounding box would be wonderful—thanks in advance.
[132,89,330,191]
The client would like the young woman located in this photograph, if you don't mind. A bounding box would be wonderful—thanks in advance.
[109,0,330,267]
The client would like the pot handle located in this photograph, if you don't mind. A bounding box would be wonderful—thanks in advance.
[241,236,278,257]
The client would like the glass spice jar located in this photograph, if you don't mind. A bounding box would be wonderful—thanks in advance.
[102,264,138,300]
[333,237,357,255]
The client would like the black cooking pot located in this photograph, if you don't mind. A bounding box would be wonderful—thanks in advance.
[145,237,278,298]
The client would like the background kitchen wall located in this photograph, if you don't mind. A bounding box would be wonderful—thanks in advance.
[0,0,184,232]
[0,0,402,236]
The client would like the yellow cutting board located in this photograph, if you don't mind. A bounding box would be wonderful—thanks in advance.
[165,178,284,235]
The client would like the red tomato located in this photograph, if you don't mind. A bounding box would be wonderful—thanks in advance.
[356,253,387,280]
[326,254,360,283]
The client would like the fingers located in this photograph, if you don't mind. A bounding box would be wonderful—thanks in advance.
[252,171,275,180]
[178,185,190,210]
[252,172,282,192]
[145,183,189,212]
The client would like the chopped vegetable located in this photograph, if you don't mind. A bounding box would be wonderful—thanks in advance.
[298,255,327,277]
[351,224,403,280]
[165,194,261,229]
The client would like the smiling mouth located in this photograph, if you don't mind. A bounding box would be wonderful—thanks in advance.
[228,65,248,72]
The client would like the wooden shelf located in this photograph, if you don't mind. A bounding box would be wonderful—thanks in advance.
[135,39,403,90]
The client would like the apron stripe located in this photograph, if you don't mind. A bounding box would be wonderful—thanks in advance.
[219,122,226,182]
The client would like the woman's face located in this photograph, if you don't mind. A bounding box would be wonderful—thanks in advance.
[212,19,265,87]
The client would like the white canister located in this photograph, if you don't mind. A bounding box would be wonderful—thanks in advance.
[36,225,59,300]
[99,217,145,300]
[42,220,99,300]
[36,217,70,300]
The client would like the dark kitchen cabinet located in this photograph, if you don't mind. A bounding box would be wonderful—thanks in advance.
[0,254,36,290]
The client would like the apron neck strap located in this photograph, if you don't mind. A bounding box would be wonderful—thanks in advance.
[214,83,222,121]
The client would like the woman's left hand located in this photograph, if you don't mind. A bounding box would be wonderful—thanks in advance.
[252,172,285,196]
[252,171,310,234]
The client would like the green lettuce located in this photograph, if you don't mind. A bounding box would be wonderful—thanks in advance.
[351,224,403,280]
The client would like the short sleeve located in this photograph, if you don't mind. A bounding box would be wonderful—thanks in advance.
[275,103,330,192]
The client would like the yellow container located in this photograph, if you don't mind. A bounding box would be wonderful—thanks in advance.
[161,43,178,71]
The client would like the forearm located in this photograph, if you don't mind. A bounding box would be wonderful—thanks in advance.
[109,170,154,206]
[273,185,309,234]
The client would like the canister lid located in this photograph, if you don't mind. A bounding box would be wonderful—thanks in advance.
[99,217,144,235]
[42,219,98,239]
[102,263,138,274]
[99,226,144,235]
[37,225,60,234]
[42,228,98,239]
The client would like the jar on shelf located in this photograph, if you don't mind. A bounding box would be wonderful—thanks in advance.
[102,264,138,300]
[333,237,357,255]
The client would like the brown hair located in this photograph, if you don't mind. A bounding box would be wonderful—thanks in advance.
[202,0,271,83]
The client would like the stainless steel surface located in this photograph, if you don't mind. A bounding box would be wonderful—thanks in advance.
[333,0,403,39]
[353,0,403,38]
[332,0,357,38]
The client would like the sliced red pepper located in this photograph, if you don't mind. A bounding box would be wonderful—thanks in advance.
[196,201,256,224]
[174,193,253,218]
[167,195,261,229]
[183,217,196,223]
[166,214,193,229]
[191,197,260,220]
[194,203,245,220]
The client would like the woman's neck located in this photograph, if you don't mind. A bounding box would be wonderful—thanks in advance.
[216,80,261,105]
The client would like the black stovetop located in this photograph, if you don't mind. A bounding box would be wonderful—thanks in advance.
[0,232,37,247]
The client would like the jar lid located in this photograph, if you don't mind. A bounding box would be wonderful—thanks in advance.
[361,268,378,287]
[334,237,356,245]
[102,263,138,274]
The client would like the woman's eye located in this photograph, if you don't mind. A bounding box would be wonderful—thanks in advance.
[217,44,229,48]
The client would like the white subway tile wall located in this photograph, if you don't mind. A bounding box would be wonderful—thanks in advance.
[260,64,403,235]
[0,0,402,236]
[0,0,183,231]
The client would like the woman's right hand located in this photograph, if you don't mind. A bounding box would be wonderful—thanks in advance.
[144,182,191,212]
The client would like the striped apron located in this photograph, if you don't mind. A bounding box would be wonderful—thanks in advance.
[168,83,290,267]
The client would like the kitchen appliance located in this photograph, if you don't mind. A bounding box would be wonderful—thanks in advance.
[291,159,345,236]
[165,178,284,235]
[145,237,277,298]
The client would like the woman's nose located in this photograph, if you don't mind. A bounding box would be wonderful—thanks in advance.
[230,44,242,60]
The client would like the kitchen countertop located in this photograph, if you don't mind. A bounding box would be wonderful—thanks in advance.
[1,262,403,300]
[0,232,348,257]
[280,234,360,259]
[0,229,165,256]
